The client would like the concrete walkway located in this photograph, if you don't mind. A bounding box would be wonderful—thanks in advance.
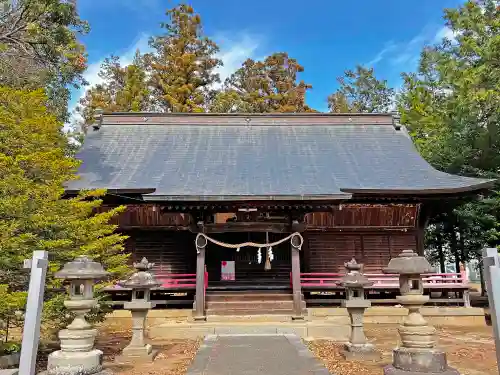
[187,334,331,375]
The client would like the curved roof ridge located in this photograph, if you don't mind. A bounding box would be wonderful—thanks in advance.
[98,112,396,127]
[68,116,496,200]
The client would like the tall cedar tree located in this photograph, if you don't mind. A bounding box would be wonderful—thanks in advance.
[328,65,394,113]
[77,52,151,126]
[0,0,89,122]
[147,4,222,112]
[211,53,314,113]
[0,87,129,333]
[399,0,500,273]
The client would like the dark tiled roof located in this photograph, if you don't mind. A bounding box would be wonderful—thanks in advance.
[66,113,494,201]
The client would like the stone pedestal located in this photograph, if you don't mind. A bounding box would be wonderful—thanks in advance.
[383,250,460,375]
[46,300,104,375]
[383,298,459,375]
[340,258,380,361]
[115,302,158,363]
[46,256,109,375]
[115,259,161,364]
[47,350,104,375]
[384,348,459,375]
[341,300,380,360]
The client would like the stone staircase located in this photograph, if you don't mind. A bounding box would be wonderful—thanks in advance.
[205,290,306,316]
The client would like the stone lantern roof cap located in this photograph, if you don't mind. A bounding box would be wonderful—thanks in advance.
[383,249,434,275]
[339,258,373,288]
[118,257,161,289]
[55,256,109,280]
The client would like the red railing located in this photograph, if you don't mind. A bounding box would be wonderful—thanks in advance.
[155,272,209,293]
[106,272,209,293]
[155,273,196,288]
[296,271,468,289]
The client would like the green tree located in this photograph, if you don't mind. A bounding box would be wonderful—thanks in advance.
[399,0,500,274]
[328,65,394,113]
[77,52,151,125]
[147,4,222,112]
[0,284,26,353]
[211,53,314,113]
[0,87,129,332]
[0,0,89,121]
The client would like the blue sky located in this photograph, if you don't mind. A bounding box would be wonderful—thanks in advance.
[71,0,462,117]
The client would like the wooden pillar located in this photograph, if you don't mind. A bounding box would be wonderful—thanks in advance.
[194,233,207,321]
[291,232,304,320]
[416,203,430,256]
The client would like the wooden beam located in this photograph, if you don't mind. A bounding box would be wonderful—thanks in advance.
[291,221,306,233]
[198,222,291,233]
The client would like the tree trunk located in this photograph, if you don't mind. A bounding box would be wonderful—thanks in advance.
[458,226,466,271]
[479,255,486,297]
[436,226,446,273]
[447,222,460,273]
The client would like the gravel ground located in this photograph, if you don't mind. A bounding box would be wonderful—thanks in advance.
[98,326,201,375]
[308,324,498,375]
[35,323,201,375]
[34,320,497,375]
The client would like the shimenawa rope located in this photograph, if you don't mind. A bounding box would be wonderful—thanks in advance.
[195,232,303,251]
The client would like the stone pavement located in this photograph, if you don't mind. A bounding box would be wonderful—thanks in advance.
[187,334,332,375]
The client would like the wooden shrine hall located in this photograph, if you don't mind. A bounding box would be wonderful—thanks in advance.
[66,112,494,319]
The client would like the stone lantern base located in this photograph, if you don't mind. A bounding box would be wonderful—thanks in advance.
[46,349,104,375]
[342,342,381,361]
[383,348,460,375]
[115,344,158,364]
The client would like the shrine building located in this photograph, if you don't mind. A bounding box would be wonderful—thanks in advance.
[66,112,494,319]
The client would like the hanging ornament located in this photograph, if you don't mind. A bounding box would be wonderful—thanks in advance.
[264,246,272,270]
[268,246,274,262]
[236,247,240,252]
[257,248,262,264]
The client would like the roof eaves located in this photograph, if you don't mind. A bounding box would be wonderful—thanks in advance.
[340,179,496,195]
[64,188,157,195]
[141,193,353,202]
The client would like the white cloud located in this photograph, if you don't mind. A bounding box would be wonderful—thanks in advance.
[66,33,152,129]
[366,41,397,66]
[390,32,427,68]
[82,33,151,92]
[434,26,457,43]
[213,33,260,87]
[363,24,458,77]
[365,23,458,74]
[66,32,261,129]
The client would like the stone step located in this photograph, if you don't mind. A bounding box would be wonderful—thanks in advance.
[206,289,292,294]
[206,300,295,310]
[205,314,295,322]
[148,322,350,340]
[206,308,297,316]
[207,284,291,291]
[206,293,293,302]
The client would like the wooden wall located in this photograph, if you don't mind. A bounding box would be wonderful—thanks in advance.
[124,230,196,274]
[99,203,418,230]
[305,204,418,229]
[304,231,417,273]
[95,205,191,228]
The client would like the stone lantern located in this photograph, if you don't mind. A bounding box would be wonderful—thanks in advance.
[47,256,109,375]
[383,249,459,375]
[115,257,160,363]
[339,258,379,360]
